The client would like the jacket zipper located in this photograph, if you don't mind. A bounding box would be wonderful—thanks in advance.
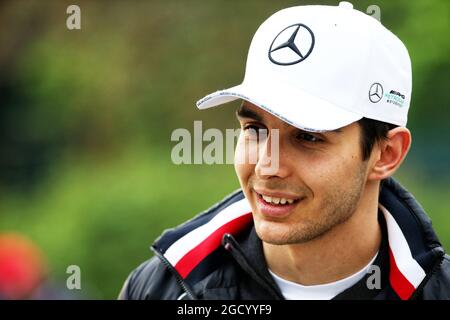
[151,246,197,300]
[222,233,284,300]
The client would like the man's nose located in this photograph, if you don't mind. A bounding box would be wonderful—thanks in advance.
[254,129,290,178]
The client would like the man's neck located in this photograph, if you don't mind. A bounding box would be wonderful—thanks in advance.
[263,185,382,286]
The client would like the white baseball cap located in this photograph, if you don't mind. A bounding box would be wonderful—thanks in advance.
[196,2,412,132]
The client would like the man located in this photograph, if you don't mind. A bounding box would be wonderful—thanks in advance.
[120,2,450,299]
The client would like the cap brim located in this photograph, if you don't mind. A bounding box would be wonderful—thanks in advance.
[196,82,363,132]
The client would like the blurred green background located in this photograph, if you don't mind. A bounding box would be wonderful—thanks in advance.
[0,0,448,299]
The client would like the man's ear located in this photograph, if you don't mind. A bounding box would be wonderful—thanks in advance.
[368,127,412,181]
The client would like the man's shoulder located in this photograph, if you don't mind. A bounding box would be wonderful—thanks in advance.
[119,189,248,300]
[119,256,184,300]
[152,188,247,253]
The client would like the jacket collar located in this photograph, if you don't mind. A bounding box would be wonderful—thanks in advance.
[152,177,445,299]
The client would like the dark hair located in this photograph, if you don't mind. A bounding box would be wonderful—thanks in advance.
[357,118,398,161]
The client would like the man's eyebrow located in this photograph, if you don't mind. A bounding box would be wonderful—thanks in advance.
[236,104,263,122]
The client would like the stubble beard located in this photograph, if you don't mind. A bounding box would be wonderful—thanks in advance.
[256,163,369,246]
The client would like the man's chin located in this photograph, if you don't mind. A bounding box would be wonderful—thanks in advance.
[254,219,329,245]
[255,220,306,245]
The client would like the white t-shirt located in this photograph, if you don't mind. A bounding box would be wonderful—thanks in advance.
[269,252,378,300]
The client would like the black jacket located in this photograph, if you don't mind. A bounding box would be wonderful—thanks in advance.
[119,177,450,300]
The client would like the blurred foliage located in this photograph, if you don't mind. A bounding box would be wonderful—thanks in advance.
[0,144,240,297]
[0,0,449,298]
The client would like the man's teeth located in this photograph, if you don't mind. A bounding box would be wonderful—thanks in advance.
[261,195,295,205]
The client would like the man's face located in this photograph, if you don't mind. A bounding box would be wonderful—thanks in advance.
[234,102,371,245]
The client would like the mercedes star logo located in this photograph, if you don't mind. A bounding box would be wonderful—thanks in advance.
[369,83,384,103]
[268,23,315,66]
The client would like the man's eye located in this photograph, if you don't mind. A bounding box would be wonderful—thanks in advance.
[243,125,264,134]
[243,124,260,133]
[243,125,267,140]
[296,132,322,143]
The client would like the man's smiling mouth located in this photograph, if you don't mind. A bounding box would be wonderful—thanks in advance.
[254,189,303,206]
[252,189,304,218]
